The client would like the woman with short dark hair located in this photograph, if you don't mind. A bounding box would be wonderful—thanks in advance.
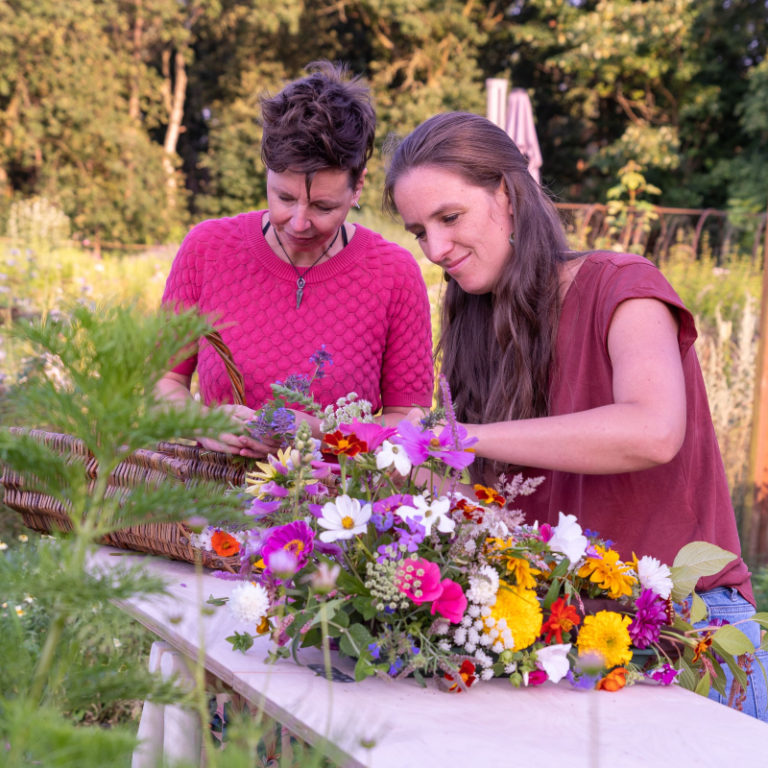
[158,62,433,456]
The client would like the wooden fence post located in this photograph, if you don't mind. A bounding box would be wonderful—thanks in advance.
[745,203,768,567]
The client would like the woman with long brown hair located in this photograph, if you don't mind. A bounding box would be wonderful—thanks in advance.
[384,110,766,720]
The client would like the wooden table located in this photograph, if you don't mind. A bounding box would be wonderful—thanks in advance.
[89,547,766,767]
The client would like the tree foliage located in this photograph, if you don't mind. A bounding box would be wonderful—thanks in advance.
[0,0,764,243]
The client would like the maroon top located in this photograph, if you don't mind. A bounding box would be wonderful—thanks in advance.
[519,251,753,604]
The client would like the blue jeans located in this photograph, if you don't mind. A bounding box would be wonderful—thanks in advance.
[687,587,768,722]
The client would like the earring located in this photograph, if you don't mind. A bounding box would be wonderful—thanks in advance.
[509,233,515,247]
[353,200,361,209]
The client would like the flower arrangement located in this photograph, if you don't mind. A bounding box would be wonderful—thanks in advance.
[193,359,756,697]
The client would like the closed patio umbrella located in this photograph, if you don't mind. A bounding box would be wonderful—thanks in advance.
[505,88,542,184]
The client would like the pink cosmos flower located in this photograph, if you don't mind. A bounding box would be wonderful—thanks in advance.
[430,579,467,623]
[260,521,314,575]
[340,420,397,452]
[395,558,443,604]
[393,421,477,471]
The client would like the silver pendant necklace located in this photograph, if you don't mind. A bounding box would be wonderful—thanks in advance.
[270,225,341,309]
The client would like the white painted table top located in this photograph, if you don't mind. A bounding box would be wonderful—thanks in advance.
[90,546,766,767]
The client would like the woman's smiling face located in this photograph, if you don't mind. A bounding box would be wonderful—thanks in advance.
[393,165,514,295]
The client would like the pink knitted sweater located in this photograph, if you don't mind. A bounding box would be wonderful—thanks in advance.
[162,210,434,412]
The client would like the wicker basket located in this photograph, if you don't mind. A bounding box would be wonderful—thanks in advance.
[0,330,251,570]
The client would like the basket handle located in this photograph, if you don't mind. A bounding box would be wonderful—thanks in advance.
[203,330,246,406]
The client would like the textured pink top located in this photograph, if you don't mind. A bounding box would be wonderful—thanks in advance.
[162,211,434,412]
[519,252,753,603]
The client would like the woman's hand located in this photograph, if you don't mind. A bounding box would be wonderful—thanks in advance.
[207,403,280,458]
[155,373,278,458]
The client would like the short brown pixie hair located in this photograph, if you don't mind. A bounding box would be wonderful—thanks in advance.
[260,61,376,188]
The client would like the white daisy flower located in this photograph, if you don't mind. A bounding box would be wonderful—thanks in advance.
[228,582,270,624]
[317,495,372,542]
[375,440,412,476]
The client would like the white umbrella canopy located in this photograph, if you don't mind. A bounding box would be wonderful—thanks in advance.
[505,88,543,184]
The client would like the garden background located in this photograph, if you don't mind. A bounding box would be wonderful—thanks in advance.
[1,0,767,764]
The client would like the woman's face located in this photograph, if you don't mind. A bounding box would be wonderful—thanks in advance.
[393,165,514,295]
[266,168,363,260]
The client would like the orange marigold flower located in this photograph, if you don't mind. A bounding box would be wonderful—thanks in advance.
[541,597,582,643]
[323,430,368,457]
[473,484,506,506]
[692,632,713,663]
[211,530,241,557]
[444,660,477,692]
[597,667,628,692]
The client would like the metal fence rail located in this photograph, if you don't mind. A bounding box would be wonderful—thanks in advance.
[555,203,767,265]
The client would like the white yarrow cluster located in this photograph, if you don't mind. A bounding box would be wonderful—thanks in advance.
[466,565,499,605]
[228,582,270,624]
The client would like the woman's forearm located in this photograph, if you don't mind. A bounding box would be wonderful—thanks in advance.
[464,401,685,475]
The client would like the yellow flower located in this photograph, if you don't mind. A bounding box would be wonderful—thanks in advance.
[487,582,543,651]
[577,546,636,599]
[244,447,295,496]
[505,557,540,589]
[577,610,633,668]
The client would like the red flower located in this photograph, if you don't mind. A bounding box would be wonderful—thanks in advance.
[541,597,581,643]
[323,430,368,457]
[473,484,506,507]
[597,667,628,692]
[444,660,477,692]
[211,530,240,557]
[455,498,484,524]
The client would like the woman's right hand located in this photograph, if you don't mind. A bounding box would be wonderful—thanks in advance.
[203,403,280,458]
[155,373,278,458]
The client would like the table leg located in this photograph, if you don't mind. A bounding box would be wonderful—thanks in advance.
[160,648,203,766]
[131,641,169,768]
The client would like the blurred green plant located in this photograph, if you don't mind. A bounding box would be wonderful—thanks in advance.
[604,160,662,255]
[0,303,250,766]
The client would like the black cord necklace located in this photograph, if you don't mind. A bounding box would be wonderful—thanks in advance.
[268,223,341,309]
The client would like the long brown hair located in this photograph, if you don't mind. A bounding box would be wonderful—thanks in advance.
[383,112,570,479]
